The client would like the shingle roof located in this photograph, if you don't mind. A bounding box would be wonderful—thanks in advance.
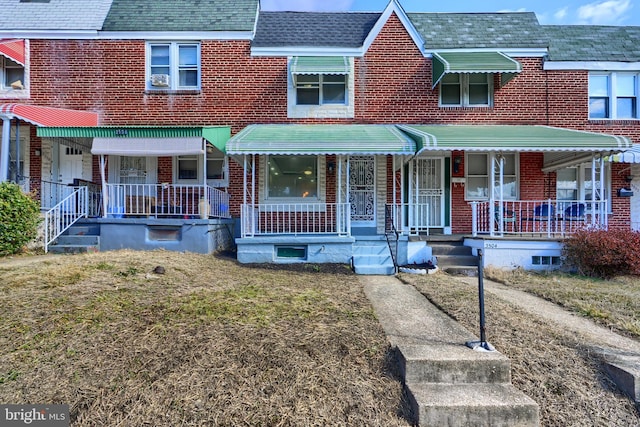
[543,25,640,62]
[0,0,113,30]
[102,0,258,32]
[408,12,548,50]
[252,12,381,48]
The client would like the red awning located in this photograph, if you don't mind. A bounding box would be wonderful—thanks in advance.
[0,103,99,127]
[0,39,25,66]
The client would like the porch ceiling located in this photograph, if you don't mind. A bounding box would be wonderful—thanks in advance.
[398,125,632,154]
[225,124,416,155]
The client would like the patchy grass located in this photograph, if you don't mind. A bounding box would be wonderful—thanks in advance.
[400,271,640,426]
[0,250,410,426]
[484,266,640,338]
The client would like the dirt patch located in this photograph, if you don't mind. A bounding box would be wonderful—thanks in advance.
[0,251,411,426]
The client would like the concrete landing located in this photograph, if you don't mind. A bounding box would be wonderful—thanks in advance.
[361,275,539,427]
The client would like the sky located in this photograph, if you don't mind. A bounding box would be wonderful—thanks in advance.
[260,0,640,26]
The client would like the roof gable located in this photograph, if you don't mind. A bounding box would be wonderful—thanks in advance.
[102,0,259,32]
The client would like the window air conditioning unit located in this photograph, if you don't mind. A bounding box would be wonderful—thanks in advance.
[151,74,170,87]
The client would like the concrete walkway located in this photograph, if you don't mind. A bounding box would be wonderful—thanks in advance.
[361,273,639,426]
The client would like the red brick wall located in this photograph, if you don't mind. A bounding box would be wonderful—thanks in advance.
[19,13,639,231]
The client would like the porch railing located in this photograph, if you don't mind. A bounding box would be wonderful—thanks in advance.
[240,203,350,238]
[385,203,430,236]
[44,186,88,253]
[104,184,231,219]
[471,199,609,237]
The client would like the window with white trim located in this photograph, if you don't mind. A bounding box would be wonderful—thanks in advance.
[556,164,610,210]
[1,57,24,90]
[440,73,492,107]
[147,42,200,90]
[266,155,318,199]
[174,150,228,187]
[465,153,518,200]
[295,74,346,105]
[589,72,639,119]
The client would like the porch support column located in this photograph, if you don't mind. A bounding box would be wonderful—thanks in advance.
[0,117,11,182]
[99,155,108,218]
[203,139,208,218]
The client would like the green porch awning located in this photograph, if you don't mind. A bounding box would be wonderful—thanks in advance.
[606,144,640,163]
[290,56,350,75]
[398,125,632,154]
[226,124,416,155]
[431,52,522,88]
[36,126,231,153]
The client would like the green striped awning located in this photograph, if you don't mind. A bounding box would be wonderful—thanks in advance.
[398,125,632,153]
[606,144,640,163]
[226,124,416,155]
[290,56,350,75]
[36,126,231,153]
[432,52,522,88]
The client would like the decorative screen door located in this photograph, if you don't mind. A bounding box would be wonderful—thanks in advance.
[349,156,376,226]
[411,158,444,230]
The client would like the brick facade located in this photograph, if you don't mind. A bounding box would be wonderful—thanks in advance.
[15,12,639,233]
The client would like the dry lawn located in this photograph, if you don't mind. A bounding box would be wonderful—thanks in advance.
[0,251,411,426]
[400,270,640,426]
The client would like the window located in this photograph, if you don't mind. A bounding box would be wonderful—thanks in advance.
[589,72,639,119]
[440,73,492,107]
[1,57,24,90]
[175,150,227,187]
[556,164,610,210]
[295,74,346,105]
[465,153,517,200]
[148,42,200,90]
[267,156,318,199]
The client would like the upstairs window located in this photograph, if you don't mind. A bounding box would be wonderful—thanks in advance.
[440,73,492,107]
[1,57,24,90]
[147,42,200,91]
[295,74,346,105]
[589,72,638,119]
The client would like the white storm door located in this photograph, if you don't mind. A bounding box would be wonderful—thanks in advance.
[412,158,444,230]
[59,146,83,184]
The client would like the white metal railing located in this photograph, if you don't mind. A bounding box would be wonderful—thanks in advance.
[240,203,350,238]
[471,199,609,237]
[44,186,88,252]
[104,184,231,219]
[40,180,75,210]
[386,203,430,236]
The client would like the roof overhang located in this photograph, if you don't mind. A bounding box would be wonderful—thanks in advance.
[431,51,522,88]
[0,103,98,127]
[290,56,350,76]
[37,126,231,154]
[91,137,204,156]
[226,124,416,156]
[398,125,632,171]
[0,39,24,65]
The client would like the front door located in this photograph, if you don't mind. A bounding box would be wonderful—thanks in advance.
[349,155,376,228]
[412,157,445,231]
[59,146,83,184]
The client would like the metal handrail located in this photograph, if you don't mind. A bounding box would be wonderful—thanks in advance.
[44,186,88,252]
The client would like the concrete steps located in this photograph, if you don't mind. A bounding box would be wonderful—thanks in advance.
[429,237,479,276]
[362,276,539,426]
[352,237,395,275]
[48,222,100,254]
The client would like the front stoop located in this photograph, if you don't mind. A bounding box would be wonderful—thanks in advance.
[361,277,539,427]
[352,238,395,275]
[48,223,100,254]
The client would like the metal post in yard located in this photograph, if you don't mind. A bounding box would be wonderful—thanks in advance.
[466,249,496,352]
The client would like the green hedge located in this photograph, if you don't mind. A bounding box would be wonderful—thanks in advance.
[0,182,41,255]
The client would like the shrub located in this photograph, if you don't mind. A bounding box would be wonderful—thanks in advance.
[0,182,41,256]
[562,228,640,279]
